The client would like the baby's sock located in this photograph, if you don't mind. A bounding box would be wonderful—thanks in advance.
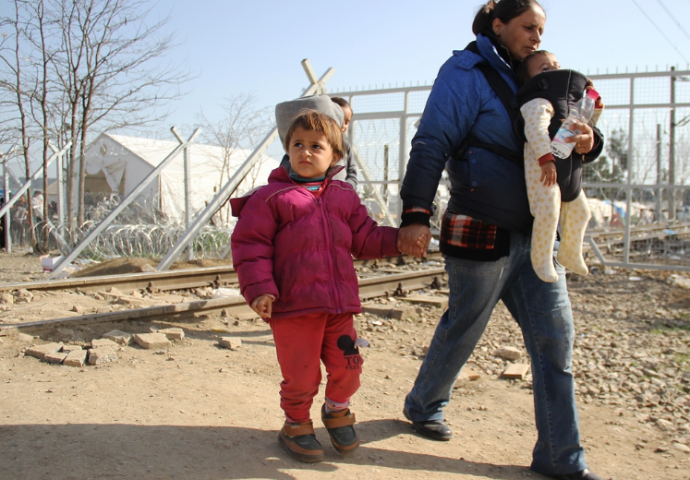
[324,398,350,415]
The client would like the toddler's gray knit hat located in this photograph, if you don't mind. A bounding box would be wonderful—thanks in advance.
[275,94,344,149]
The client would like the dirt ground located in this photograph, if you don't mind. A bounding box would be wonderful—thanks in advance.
[1,250,690,479]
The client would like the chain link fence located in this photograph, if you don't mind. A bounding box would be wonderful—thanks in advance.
[334,68,690,270]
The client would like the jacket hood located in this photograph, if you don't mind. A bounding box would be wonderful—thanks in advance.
[453,34,519,93]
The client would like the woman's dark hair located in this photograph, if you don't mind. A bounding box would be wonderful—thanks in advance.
[472,0,543,36]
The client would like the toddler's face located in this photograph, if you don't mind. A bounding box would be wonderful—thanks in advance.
[528,52,560,79]
[288,126,336,179]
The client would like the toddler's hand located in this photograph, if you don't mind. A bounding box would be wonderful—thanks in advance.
[415,232,430,258]
[540,162,557,187]
[251,294,274,319]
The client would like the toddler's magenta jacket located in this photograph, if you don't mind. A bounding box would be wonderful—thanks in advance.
[230,166,400,320]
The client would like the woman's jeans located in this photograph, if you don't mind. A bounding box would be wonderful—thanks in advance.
[404,231,588,476]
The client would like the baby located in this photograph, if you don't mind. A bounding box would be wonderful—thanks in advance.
[517,50,603,282]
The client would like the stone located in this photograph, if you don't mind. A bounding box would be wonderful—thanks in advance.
[63,349,87,367]
[91,338,117,349]
[88,346,118,365]
[14,289,33,300]
[672,443,690,453]
[72,305,82,313]
[159,327,185,341]
[0,292,14,305]
[361,304,414,320]
[102,330,132,345]
[218,337,242,350]
[496,346,522,361]
[503,364,531,380]
[44,352,68,364]
[25,343,63,360]
[139,264,156,273]
[133,333,171,350]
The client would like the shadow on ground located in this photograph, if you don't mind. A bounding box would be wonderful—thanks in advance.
[0,419,543,480]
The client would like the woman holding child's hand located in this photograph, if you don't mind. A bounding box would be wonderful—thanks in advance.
[398,1,604,479]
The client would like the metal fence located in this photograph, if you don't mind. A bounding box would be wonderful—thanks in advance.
[333,67,690,271]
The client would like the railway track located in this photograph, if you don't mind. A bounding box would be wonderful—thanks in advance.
[0,253,447,332]
[0,252,444,295]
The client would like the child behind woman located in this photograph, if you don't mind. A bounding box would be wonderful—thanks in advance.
[231,110,423,463]
[517,51,603,282]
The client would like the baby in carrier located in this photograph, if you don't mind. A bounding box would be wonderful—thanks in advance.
[516,51,604,282]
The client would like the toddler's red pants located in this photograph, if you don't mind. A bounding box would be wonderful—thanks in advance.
[269,312,363,423]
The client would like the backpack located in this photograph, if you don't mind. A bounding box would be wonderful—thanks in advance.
[458,41,591,202]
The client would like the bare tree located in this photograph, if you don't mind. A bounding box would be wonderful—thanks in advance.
[197,94,272,225]
[0,0,189,245]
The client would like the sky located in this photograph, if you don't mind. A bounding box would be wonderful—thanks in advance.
[147,0,690,133]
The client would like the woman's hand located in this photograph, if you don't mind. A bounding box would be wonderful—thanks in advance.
[564,120,594,154]
[251,294,274,319]
[397,224,431,258]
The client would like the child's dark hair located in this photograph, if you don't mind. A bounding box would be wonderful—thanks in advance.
[516,50,552,85]
[331,96,352,112]
[472,0,544,36]
[284,109,345,161]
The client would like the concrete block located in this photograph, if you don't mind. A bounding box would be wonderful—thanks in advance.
[402,295,449,310]
[218,337,242,350]
[453,368,480,388]
[503,364,530,380]
[91,338,117,349]
[17,333,34,343]
[88,346,118,365]
[159,327,185,341]
[44,352,68,364]
[133,333,171,350]
[61,345,84,353]
[25,342,63,360]
[64,349,87,367]
[362,304,414,320]
[102,330,132,345]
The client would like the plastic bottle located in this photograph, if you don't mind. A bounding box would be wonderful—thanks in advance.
[550,88,600,159]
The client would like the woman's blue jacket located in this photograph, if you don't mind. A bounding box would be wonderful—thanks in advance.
[400,34,533,234]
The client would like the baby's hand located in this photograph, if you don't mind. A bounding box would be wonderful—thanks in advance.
[251,294,274,319]
[540,162,557,187]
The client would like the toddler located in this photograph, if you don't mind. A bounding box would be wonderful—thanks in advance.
[517,51,603,282]
[231,109,424,463]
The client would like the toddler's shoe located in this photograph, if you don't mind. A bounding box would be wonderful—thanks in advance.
[321,404,359,455]
[278,420,324,463]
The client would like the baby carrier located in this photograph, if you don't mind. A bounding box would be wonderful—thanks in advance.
[459,41,593,202]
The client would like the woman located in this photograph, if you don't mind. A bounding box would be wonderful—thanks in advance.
[396,1,604,479]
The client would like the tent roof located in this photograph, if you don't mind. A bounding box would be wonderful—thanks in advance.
[105,134,251,168]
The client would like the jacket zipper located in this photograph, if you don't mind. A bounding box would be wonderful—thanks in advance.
[316,196,342,311]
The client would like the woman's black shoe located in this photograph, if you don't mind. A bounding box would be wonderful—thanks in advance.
[548,469,603,480]
[403,409,452,441]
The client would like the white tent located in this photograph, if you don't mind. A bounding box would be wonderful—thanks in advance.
[83,133,279,225]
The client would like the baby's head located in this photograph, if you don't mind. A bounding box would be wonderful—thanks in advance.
[517,50,560,85]
[284,109,345,179]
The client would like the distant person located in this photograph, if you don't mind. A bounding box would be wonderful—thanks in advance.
[516,50,604,282]
[231,110,424,463]
[280,96,358,189]
[31,191,44,222]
